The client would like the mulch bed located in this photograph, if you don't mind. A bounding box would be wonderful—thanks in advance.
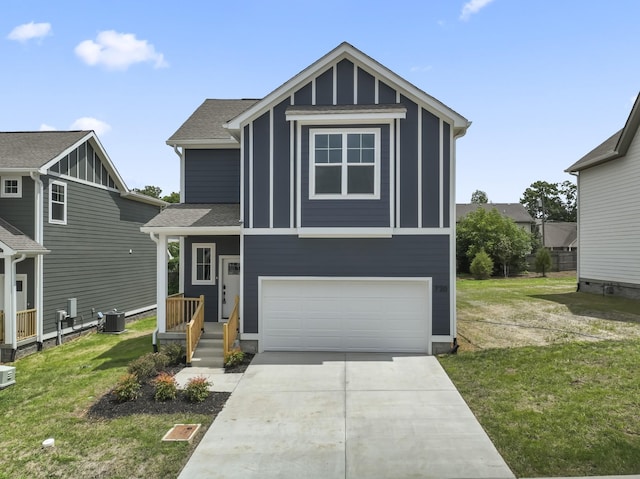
[86,353,255,420]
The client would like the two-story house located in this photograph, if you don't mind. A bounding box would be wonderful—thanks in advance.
[0,131,165,361]
[143,43,470,354]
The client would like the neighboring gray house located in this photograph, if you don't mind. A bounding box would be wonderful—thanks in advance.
[566,94,640,299]
[142,42,470,355]
[537,221,577,251]
[0,131,165,360]
[456,203,534,232]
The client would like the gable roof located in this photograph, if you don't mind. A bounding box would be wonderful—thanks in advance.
[0,131,89,170]
[166,99,259,146]
[540,221,577,249]
[0,131,165,207]
[224,42,471,137]
[456,203,534,223]
[566,92,640,172]
[0,217,49,255]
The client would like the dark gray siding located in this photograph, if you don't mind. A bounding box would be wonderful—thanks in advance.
[185,149,240,203]
[243,235,451,335]
[315,68,333,106]
[0,176,35,237]
[183,235,240,322]
[422,109,440,227]
[337,59,354,104]
[300,124,391,227]
[252,112,270,228]
[41,177,159,335]
[443,122,451,228]
[400,96,419,227]
[378,81,397,104]
[294,82,312,105]
[357,68,375,104]
[272,99,291,228]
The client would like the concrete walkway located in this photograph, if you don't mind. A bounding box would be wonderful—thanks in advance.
[178,352,514,479]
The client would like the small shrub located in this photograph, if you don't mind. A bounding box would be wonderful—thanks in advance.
[535,247,552,277]
[160,343,185,366]
[154,372,178,401]
[470,249,493,280]
[184,376,211,403]
[128,352,170,381]
[112,373,141,402]
[224,349,245,368]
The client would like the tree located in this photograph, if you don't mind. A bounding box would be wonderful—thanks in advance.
[457,207,533,276]
[470,189,489,204]
[535,248,552,277]
[162,191,180,203]
[470,249,493,280]
[134,185,162,199]
[520,180,576,222]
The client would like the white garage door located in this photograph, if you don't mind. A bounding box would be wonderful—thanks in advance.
[260,277,430,352]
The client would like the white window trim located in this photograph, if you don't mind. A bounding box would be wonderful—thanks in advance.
[49,180,67,225]
[191,243,216,285]
[1,176,22,198]
[309,127,381,200]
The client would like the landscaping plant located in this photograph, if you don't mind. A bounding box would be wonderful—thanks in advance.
[224,349,245,368]
[470,249,493,279]
[153,372,178,401]
[128,351,170,381]
[112,373,142,402]
[184,376,211,403]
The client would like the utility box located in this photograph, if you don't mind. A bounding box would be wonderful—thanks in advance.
[104,311,125,333]
[0,365,16,389]
[67,298,77,318]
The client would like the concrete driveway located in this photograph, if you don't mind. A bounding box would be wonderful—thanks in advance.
[178,352,514,479]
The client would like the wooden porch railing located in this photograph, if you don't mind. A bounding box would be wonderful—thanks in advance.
[223,296,240,357]
[17,309,37,341]
[166,293,203,332]
[185,295,205,365]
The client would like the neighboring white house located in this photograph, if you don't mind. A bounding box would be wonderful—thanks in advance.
[565,93,640,299]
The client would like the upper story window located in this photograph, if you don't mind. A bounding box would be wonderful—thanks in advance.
[49,180,67,224]
[310,129,380,199]
[192,243,216,285]
[1,176,22,198]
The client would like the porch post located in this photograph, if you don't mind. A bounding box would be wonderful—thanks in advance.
[156,233,168,334]
[1,256,11,344]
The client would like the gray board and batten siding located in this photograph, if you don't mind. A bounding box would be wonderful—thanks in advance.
[185,149,240,204]
[183,235,240,322]
[41,175,159,335]
[243,234,451,336]
[242,58,452,230]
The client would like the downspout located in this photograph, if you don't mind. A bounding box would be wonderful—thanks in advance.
[30,171,45,347]
[172,145,186,295]
[9,254,27,361]
[149,232,160,352]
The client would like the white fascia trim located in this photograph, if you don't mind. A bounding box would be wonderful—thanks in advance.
[269,108,274,228]
[140,226,241,236]
[439,119,444,228]
[249,123,254,228]
[417,109,422,228]
[394,228,452,235]
[287,112,406,122]
[243,228,297,235]
[0,242,17,256]
[298,227,393,238]
[289,98,295,228]
[166,139,240,148]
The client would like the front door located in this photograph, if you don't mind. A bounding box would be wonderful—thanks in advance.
[220,256,240,319]
[0,274,28,312]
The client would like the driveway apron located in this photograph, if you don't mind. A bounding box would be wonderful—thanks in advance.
[178,352,515,479]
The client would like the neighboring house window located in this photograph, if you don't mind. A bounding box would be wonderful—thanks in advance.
[1,176,22,198]
[192,243,216,285]
[49,180,67,224]
[310,129,380,199]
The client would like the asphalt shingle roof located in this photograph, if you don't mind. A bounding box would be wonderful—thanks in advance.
[456,203,534,223]
[143,203,241,228]
[166,99,258,144]
[0,217,49,254]
[540,221,577,249]
[0,131,89,169]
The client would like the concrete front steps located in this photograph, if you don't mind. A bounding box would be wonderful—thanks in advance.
[189,322,224,369]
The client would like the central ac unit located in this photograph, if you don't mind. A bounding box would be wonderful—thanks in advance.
[0,365,16,389]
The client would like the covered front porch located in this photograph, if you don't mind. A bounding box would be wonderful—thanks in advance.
[140,203,242,365]
[0,217,49,361]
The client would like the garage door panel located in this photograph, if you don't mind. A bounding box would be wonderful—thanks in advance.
[261,278,430,353]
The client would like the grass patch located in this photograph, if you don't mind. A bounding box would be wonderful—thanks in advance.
[440,340,640,477]
[0,317,213,479]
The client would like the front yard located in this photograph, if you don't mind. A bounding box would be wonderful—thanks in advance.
[0,317,216,479]
[440,275,640,477]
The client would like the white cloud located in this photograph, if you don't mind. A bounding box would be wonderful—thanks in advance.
[75,30,168,70]
[70,117,112,136]
[460,0,495,21]
[7,22,52,42]
[39,123,57,131]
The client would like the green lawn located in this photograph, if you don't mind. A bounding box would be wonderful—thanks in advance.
[441,277,640,477]
[0,318,213,479]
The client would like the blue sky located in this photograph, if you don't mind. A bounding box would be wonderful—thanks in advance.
[2,0,638,203]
